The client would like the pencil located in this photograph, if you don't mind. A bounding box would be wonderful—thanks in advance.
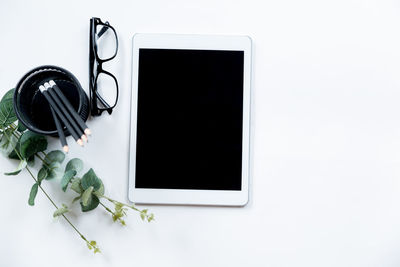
[49,80,91,136]
[50,106,69,153]
[44,82,87,142]
[39,85,83,146]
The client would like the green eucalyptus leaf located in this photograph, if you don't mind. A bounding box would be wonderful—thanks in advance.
[70,178,82,194]
[65,158,83,174]
[94,180,104,196]
[45,161,62,180]
[4,159,27,175]
[0,128,18,157]
[28,183,39,206]
[1,89,14,102]
[7,138,20,160]
[61,170,77,192]
[0,89,17,127]
[37,167,48,183]
[80,195,99,212]
[44,150,65,164]
[27,155,35,167]
[53,204,69,217]
[19,131,47,159]
[17,122,27,132]
[72,196,81,204]
[147,213,155,222]
[82,186,94,207]
[0,98,17,127]
[7,149,18,159]
[81,168,101,191]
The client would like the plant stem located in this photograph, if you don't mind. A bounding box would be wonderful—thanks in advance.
[35,153,45,162]
[2,128,90,244]
[11,131,20,139]
[99,201,126,225]
[34,153,50,168]
[9,124,21,137]
[25,166,87,240]
[100,194,140,212]
[24,168,56,213]
[99,201,113,213]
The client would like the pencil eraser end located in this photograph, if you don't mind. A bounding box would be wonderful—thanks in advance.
[44,82,51,89]
[77,139,84,146]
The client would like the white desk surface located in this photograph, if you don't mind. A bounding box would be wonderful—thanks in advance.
[1,0,400,266]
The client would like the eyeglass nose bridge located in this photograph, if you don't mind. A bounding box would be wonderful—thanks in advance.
[95,61,104,71]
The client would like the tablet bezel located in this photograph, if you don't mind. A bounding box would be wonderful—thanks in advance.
[128,33,252,206]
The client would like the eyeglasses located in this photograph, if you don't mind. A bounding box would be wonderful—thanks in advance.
[89,17,119,116]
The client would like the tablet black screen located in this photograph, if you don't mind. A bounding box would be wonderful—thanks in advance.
[135,49,244,190]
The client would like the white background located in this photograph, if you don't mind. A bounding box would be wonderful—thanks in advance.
[1,0,400,266]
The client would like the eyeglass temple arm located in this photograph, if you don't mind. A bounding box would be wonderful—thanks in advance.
[95,91,111,109]
[97,21,110,38]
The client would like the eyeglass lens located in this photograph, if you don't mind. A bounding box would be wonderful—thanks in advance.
[95,24,117,61]
[95,72,118,109]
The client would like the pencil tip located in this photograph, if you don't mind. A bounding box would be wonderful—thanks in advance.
[84,128,91,136]
[81,135,88,142]
[63,146,69,153]
[77,139,84,146]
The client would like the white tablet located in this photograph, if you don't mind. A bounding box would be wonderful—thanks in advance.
[128,34,252,206]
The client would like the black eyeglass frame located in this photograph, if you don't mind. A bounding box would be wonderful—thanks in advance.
[89,17,119,116]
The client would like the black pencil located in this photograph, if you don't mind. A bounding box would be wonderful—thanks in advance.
[39,85,83,146]
[50,106,69,153]
[49,80,91,136]
[44,82,87,143]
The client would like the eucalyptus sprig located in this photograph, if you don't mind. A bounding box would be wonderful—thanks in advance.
[0,88,154,253]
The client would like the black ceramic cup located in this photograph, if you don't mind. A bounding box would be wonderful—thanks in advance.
[14,65,89,137]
